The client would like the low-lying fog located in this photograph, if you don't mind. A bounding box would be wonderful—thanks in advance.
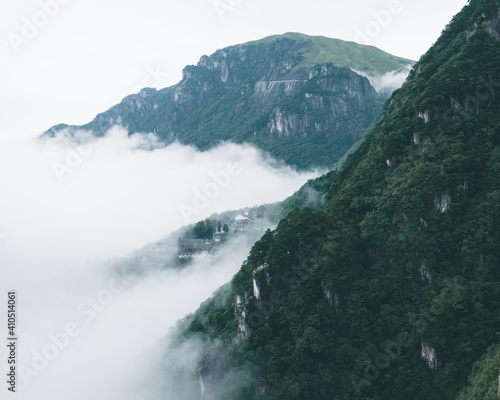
[0,127,320,399]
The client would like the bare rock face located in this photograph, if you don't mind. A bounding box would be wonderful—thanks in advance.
[235,294,251,343]
[253,264,270,303]
[421,342,438,370]
[321,279,340,313]
[420,263,432,284]
[483,10,500,40]
[172,49,381,145]
[434,194,451,213]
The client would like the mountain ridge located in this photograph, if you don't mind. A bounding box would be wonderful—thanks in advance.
[44,33,413,170]
[242,32,413,74]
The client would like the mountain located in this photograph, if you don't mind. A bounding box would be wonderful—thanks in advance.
[158,1,500,399]
[237,32,411,75]
[44,33,412,170]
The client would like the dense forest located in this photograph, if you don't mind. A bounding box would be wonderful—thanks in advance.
[160,0,500,399]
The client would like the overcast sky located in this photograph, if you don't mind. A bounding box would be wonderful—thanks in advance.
[0,0,466,138]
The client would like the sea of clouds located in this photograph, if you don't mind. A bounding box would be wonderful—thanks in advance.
[0,127,320,399]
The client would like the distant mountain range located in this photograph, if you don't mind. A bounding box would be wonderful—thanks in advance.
[44,33,413,170]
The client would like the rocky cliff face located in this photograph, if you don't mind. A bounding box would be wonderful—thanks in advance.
[45,34,411,169]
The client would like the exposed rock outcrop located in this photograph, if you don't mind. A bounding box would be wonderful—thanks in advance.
[421,342,438,370]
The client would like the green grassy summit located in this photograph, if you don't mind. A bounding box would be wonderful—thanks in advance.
[244,32,414,74]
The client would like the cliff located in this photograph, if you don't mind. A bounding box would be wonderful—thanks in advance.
[44,33,412,169]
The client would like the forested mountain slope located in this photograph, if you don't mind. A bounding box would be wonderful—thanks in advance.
[158,1,500,399]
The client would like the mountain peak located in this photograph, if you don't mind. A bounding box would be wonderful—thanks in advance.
[232,32,414,75]
[44,33,414,169]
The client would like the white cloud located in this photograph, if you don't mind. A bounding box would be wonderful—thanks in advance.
[355,65,413,96]
[0,127,319,264]
[0,128,319,399]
